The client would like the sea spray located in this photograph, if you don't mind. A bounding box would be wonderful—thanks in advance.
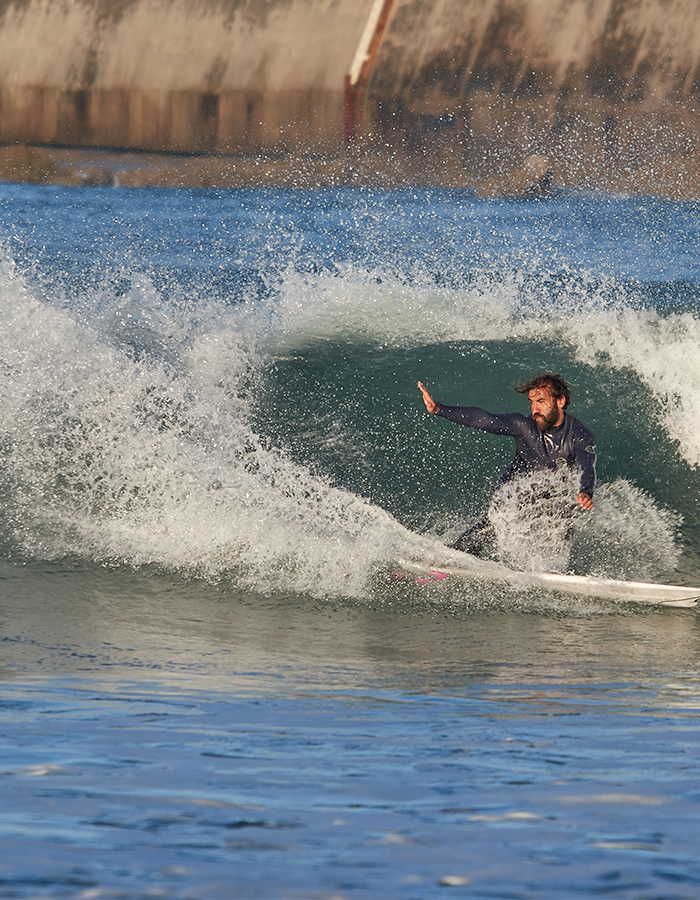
[487,469,580,574]
[566,303,700,467]
[0,247,433,597]
[571,479,682,581]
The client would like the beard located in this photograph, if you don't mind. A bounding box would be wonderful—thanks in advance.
[533,407,561,431]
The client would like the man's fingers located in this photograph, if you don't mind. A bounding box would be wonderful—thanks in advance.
[418,381,438,413]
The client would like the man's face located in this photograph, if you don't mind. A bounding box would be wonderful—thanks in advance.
[528,386,566,431]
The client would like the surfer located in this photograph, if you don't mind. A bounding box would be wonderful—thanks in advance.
[418,373,596,556]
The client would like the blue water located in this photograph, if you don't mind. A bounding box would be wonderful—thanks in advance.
[1,184,700,899]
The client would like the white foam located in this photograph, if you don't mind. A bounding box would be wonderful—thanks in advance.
[565,303,700,467]
[0,249,432,598]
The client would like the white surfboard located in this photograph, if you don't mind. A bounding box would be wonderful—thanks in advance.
[398,557,700,607]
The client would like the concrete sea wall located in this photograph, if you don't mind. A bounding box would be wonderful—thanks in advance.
[0,0,374,154]
[2,0,700,195]
[360,0,700,195]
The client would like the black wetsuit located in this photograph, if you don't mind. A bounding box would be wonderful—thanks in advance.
[436,404,597,554]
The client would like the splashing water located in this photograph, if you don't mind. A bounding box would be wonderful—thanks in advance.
[0,247,435,598]
[487,470,580,574]
[572,480,682,581]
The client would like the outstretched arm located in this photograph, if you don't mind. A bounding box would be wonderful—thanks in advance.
[418,381,439,414]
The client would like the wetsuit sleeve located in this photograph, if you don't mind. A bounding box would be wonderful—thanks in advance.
[574,432,597,497]
[436,405,527,436]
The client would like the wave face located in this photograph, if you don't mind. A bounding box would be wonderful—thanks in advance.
[1,185,699,597]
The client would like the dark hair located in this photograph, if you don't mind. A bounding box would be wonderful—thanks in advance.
[514,372,571,409]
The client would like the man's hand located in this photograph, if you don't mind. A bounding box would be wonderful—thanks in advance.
[418,381,439,414]
[576,491,593,511]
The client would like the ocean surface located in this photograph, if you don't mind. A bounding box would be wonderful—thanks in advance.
[1,183,700,899]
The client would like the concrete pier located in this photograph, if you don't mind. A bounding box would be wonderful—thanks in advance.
[2,0,700,195]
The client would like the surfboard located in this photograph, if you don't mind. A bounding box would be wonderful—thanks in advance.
[397,557,700,607]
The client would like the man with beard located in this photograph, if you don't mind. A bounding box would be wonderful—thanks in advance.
[417,373,596,556]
